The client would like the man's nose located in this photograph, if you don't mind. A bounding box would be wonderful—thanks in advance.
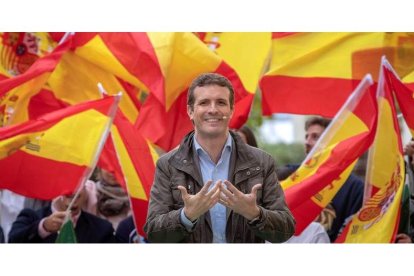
[207,103,218,113]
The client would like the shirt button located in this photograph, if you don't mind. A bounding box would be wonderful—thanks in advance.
[256,167,260,171]
[183,159,187,164]
[246,171,251,176]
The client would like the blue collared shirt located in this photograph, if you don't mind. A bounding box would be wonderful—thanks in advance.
[180,134,232,243]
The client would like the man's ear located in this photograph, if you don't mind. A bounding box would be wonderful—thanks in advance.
[187,105,194,120]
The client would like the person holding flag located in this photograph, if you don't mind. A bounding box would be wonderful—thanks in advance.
[8,184,116,243]
[144,73,295,243]
[283,116,365,241]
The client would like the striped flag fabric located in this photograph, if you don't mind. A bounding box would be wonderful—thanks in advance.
[0,38,70,126]
[0,96,119,200]
[135,32,250,150]
[384,60,414,136]
[336,58,405,243]
[0,32,56,78]
[260,32,387,117]
[197,32,271,128]
[100,109,158,237]
[281,75,378,235]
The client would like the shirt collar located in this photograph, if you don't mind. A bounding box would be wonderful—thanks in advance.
[193,133,233,157]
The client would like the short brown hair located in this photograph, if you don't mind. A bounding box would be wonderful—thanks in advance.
[187,73,235,110]
[305,116,331,131]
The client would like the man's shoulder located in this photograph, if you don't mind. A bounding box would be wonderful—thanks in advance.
[156,147,179,166]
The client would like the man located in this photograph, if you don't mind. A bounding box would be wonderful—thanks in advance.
[144,73,295,243]
[8,184,116,243]
[285,116,364,242]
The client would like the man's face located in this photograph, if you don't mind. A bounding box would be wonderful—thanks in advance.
[305,124,326,154]
[187,85,233,139]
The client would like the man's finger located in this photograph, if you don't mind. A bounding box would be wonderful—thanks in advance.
[206,180,221,196]
[251,184,262,196]
[219,183,234,198]
[177,185,188,199]
[200,180,213,195]
[210,185,221,200]
[223,180,239,194]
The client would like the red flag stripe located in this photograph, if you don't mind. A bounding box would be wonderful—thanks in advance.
[0,150,86,199]
[260,75,361,117]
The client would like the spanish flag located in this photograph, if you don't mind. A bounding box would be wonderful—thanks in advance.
[99,109,158,237]
[197,32,271,128]
[336,58,405,243]
[281,75,378,235]
[0,38,70,126]
[385,60,414,136]
[0,32,56,78]
[135,32,249,150]
[260,32,387,117]
[0,96,119,200]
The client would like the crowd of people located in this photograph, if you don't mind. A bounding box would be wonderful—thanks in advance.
[1,72,413,243]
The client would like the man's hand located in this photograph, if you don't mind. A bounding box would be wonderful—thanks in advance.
[404,141,414,156]
[43,211,66,233]
[177,180,221,222]
[395,233,412,243]
[219,180,262,221]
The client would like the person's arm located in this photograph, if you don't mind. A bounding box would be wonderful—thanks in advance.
[8,208,46,243]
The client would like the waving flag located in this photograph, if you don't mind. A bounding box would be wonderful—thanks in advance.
[336,58,405,243]
[0,96,119,200]
[260,32,386,117]
[197,32,271,127]
[135,32,249,150]
[384,62,414,136]
[0,32,56,78]
[99,110,158,237]
[281,76,378,235]
[0,38,70,126]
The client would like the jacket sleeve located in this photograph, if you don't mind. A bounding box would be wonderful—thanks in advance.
[248,154,296,243]
[144,157,190,243]
[8,208,45,243]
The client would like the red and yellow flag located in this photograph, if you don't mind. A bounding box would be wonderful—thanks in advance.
[0,33,158,233]
[336,58,405,243]
[0,38,69,126]
[385,61,414,136]
[0,32,56,78]
[135,32,250,150]
[197,32,271,128]
[260,32,388,117]
[281,76,378,235]
[0,96,119,200]
[97,109,158,237]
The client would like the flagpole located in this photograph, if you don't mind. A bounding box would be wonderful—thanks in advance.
[63,93,121,222]
[303,74,374,164]
[58,32,74,45]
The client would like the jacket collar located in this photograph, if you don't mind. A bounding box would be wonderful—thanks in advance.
[170,130,261,186]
